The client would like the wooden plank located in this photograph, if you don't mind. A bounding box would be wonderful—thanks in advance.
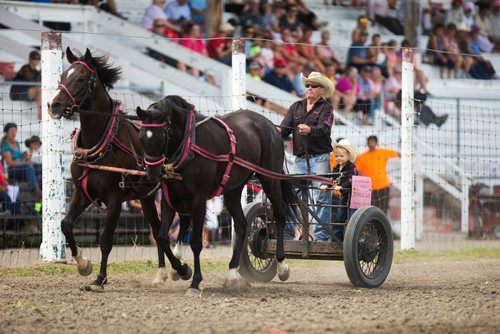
[266,239,343,260]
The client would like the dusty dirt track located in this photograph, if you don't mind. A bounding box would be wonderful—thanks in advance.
[1,259,499,334]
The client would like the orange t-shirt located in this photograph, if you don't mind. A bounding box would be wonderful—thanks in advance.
[355,148,398,190]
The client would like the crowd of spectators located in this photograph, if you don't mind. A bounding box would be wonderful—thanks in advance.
[137,0,499,125]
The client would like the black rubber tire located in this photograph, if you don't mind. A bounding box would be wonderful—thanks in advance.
[239,202,277,283]
[343,205,394,288]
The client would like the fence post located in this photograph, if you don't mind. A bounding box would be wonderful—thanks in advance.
[39,32,66,262]
[400,48,415,250]
[232,38,247,110]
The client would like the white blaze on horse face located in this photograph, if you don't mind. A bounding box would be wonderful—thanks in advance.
[66,68,75,79]
[146,130,153,139]
[50,89,61,104]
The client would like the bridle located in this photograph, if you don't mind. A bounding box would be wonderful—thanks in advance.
[140,120,169,168]
[58,60,97,118]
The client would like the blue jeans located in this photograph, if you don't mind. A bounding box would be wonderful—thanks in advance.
[8,163,39,191]
[332,204,357,242]
[285,153,332,241]
[0,191,22,215]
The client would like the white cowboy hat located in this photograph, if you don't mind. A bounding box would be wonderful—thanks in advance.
[300,72,335,99]
[456,22,470,32]
[333,139,357,163]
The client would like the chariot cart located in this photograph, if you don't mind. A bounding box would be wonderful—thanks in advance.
[238,178,394,288]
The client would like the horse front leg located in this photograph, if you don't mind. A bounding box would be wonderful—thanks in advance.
[85,198,121,290]
[222,187,251,290]
[155,201,192,283]
[173,213,190,260]
[61,189,92,276]
[140,196,167,284]
[185,198,205,296]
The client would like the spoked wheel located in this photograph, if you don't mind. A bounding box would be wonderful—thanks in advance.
[239,202,277,283]
[343,206,394,288]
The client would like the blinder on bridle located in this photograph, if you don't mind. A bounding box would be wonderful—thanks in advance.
[140,117,172,169]
[58,60,97,118]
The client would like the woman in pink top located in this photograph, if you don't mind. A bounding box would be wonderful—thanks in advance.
[443,23,464,78]
[179,23,208,80]
[331,67,359,116]
[315,30,344,72]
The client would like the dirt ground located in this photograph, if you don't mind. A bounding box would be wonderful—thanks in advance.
[0,259,499,334]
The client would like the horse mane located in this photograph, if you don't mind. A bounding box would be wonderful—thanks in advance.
[164,95,195,115]
[86,54,122,90]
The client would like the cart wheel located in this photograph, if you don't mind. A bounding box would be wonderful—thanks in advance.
[239,202,277,283]
[343,206,393,288]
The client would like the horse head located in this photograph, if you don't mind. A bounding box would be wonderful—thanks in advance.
[48,47,121,119]
[136,100,171,182]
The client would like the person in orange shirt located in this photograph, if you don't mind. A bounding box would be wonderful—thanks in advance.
[355,135,399,214]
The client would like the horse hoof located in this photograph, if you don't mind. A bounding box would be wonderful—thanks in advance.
[77,259,93,277]
[180,265,192,281]
[277,266,290,282]
[185,288,201,297]
[151,268,168,284]
[223,278,251,291]
[168,268,180,281]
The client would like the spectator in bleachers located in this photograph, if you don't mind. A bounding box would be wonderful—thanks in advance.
[468,25,497,78]
[274,28,307,68]
[443,23,465,78]
[9,51,41,120]
[142,0,180,33]
[297,26,325,73]
[446,0,465,25]
[293,0,328,30]
[385,39,399,77]
[207,23,235,66]
[289,62,307,97]
[470,23,494,53]
[383,66,402,119]
[491,0,500,50]
[179,23,211,81]
[474,2,493,38]
[263,2,286,38]
[279,5,302,36]
[315,30,344,73]
[463,1,476,29]
[263,58,296,95]
[258,32,276,70]
[346,31,375,70]
[189,0,206,27]
[240,0,264,31]
[323,62,337,85]
[354,65,373,124]
[81,0,124,19]
[146,19,184,71]
[0,156,22,219]
[352,15,370,44]
[455,23,477,77]
[24,135,42,188]
[1,123,41,199]
[369,66,384,120]
[164,0,192,31]
[331,67,358,116]
[425,23,455,79]
[367,0,404,36]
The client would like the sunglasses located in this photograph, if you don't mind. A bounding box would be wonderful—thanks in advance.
[305,84,323,89]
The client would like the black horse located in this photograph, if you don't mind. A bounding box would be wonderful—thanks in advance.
[136,95,300,294]
[48,48,185,288]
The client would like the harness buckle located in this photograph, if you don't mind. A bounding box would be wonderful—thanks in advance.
[119,174,126,190]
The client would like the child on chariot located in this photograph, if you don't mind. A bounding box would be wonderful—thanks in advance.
[320,139,358,242]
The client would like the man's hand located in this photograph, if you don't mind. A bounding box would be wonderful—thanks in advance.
[297,124,310,135]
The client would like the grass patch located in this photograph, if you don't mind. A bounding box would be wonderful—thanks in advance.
[1,247,499,277]
[393,247,500,264]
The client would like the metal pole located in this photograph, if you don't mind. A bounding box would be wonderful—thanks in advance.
[400,48,415,250]
[231,38,247,110]
[39,32,66,261]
